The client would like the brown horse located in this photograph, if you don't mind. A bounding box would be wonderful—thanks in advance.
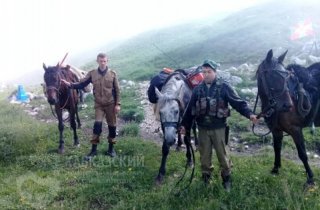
[255,49,315,187]
[43,63,81,154]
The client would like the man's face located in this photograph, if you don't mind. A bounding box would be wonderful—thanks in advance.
[202,66,216,84]
[97,57,108,70]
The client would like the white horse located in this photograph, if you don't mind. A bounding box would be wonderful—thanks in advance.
[154,71,195,185]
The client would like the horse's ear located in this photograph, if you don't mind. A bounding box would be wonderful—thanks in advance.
[278,50,288,64]
[155,87,162,98]
[43,63,47,71]
[266,49,273,63]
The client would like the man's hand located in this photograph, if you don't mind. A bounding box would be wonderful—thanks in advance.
[60,79,71,87]
[114,105,121,114]
[249,114,259,125]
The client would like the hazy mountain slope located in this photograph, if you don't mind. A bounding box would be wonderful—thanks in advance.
[90,0,320,80]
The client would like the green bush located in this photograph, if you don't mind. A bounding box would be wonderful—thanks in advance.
[120,89,144,123]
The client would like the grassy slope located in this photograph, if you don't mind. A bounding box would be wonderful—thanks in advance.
[80,1,320,81]
[0,90,320,209]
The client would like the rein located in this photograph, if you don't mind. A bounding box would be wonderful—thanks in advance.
[159,77,196,192]
[46,71,72,121]
[251,68,289,137]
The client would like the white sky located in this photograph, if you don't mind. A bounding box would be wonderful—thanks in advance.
[0,0,269,82]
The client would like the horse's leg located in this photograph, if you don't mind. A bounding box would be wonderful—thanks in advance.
[176,131,183,151]
[156,142,170,185]
[271,129,283,174]
[70,109,80,147]
[56,108,65,154]
[184,130,193,167]
[192,122,199,150]
[75,103,81,129]
[291,128,314,185]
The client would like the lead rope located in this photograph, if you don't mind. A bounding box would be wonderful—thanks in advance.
[251,93,272,137]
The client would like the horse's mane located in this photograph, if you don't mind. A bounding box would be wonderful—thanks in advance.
[45,66,79,83]
[307,62,320,71]
[60,66,79,83]
[287,63,306,71]
[154,72,189,120]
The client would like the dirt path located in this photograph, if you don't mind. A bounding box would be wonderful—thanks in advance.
[136,81,163,145]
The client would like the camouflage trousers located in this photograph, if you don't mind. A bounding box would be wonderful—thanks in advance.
[90,103,117,144]
[94,103,117,126]
[198,127,232,178]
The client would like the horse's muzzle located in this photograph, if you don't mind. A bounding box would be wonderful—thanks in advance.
[281,102,293,112]
[164,127,176,146]
[48,98,57,105]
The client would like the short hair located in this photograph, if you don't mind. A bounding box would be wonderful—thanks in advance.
[97,53,107,59]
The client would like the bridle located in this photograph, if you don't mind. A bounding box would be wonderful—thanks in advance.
[252,62,290,137]
[160,98,184,129]
[255,62,290,119]
[45,68,71,112]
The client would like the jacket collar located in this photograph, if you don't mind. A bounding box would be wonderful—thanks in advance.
[98,66,108,76]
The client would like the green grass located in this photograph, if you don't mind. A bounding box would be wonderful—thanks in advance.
[119,88,144,123]
[1,88,320,210]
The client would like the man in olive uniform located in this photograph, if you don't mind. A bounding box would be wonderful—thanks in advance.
[61,53,121,159]
[181,59,258,191]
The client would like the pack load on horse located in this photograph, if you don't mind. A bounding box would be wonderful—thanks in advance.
[43,63,82,154]
[254,49,316,188]
[147,67,174,104]
[68,65,93,93]
[148,67,203,185]
[147,67,204,104]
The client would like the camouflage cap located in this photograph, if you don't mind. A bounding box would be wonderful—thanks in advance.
[202,59,220,71]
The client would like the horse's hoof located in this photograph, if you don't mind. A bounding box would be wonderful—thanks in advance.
[155,174,164,186]
[175,146,182,152]
[58,148,65,154]
[304,180,316,191]
[270,167,279,175]
[187,161,194,168]
[74,143,80,148]
[195,145,199,152]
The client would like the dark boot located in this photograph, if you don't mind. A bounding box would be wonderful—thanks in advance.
[106,143,116,157]
[84,144,97,161]
[222,175,232,192]
[202,173,211,184]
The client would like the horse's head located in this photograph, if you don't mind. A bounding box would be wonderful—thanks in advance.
[155,74,188,146]
[43,63,62,105]
[256,49,293,112]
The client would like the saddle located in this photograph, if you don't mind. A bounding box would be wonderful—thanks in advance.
[287,74,312,118]
[174,67,204,88]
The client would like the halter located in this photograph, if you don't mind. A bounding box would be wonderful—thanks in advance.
[160,98,184,129]
[252,62,290,137]
[255,62,290,119]
[45,69,71,111]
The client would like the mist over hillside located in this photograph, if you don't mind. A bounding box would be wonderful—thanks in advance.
[91,0,320,80]
[12,0,320,86]
[8,39,125,86]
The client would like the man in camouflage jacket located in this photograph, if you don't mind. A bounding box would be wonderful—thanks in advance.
[62,53,120,159]
[181,59,258,191]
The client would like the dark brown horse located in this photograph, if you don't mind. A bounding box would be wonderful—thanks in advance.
[255,49,315,187]
[43,63,81,154]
